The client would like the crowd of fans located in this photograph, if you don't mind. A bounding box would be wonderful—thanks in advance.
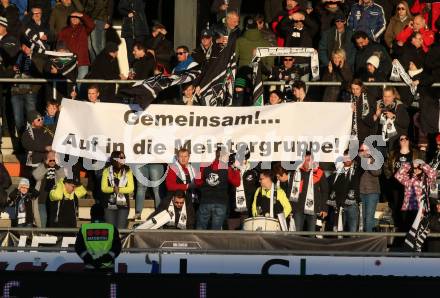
[0,0,440,250]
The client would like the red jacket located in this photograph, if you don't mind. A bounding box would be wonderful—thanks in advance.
[395,26,434,52]
[58,14,95,66]
[271,6,301,47]
[166,164,193,192]
[195,160,241,188]
[411,0,440,32]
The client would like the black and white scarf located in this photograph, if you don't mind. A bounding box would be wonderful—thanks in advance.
[24,123,39,167]
[429,151,440,198]
[167,199,187,229]
[290,170,302,202]
[350,93,370,140]
[405,188,430,252]
[108,166,128,207]
[378,100,398,142]
[235,162,250,212]
[174,161,195,184]
[290,166,315,215]
[390,59,417,95]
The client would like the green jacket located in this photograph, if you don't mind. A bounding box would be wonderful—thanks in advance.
[235,29,273,70]
[83,0,113,23]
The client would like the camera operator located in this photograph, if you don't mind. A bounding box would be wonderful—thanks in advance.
[373,86,410,151]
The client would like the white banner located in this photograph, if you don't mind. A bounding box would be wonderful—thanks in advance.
[52,99,352,163]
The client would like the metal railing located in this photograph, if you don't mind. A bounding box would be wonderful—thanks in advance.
[2,78,440,100]
[1,228,439,256]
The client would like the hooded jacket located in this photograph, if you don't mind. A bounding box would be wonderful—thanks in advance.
[58,13,95,66]
[235,28,273,69]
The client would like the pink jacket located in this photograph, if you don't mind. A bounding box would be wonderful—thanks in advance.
[394,163,436,211]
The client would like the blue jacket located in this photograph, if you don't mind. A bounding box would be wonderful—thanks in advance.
[10,0,26,18]
[347,2,386,42]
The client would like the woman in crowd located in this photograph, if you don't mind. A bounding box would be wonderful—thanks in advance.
[347,79,377,143]
[101,151,134,229]
[384,1,413,51]
[395,159,436,231]
[322,48,352,102]
[384,133,425,231]
[373,86,410,150]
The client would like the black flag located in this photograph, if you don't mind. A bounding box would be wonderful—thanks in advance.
[23,29,78,82]
[404,185,431,252]
[120,69,201,109]
[197,35,238,106]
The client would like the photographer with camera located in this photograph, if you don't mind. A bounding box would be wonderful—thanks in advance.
[195,145,241,230]
[373,86,410,151]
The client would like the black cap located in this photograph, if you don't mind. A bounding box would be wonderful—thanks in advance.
[63,177,81,186]
[27,110,42,123]
[335,13,345,22]
[201,28,213,38]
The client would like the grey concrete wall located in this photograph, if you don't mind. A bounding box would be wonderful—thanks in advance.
[174,0,198,50]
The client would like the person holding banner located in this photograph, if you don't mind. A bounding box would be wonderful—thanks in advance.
[290,151,329,232]
[101,151,134,229]
[252,169,292,219]
[148,190,195,230]
[195,146,241,230]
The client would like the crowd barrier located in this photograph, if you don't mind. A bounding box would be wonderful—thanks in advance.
[1,78,439,100]
[1,228,440,255]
